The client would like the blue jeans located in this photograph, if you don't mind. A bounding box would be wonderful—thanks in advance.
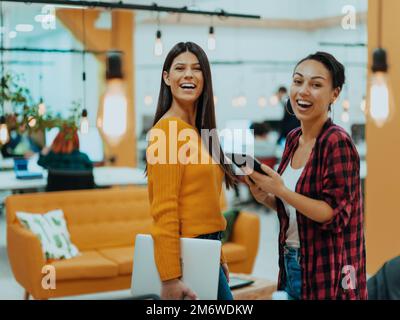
[283,246,302,300]
[197,232,234,300]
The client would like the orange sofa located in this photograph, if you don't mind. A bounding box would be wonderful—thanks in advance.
[6,187,260,299]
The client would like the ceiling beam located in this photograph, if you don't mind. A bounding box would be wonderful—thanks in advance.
[140,11,367,31]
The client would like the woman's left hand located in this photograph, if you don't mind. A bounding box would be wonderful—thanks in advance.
[221,263,230,283]
[243,164,286,198]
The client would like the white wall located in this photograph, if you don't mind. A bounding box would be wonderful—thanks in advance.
[5,3,100,125]
[4,0,368,140]
[134,7,368,136]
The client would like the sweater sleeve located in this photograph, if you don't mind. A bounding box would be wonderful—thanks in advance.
[147,119,184,281]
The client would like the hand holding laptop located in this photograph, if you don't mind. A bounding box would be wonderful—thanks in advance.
[131,234,221,300]
[161,278,197,300]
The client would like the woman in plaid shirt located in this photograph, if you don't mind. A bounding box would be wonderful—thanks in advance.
[243,52,367,299]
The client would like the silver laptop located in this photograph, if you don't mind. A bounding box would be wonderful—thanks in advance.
[131,234,221,300]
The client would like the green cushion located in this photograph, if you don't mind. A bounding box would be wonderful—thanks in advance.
[221,209,240,243]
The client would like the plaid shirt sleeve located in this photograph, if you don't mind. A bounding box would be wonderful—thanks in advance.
[319,132,360,234]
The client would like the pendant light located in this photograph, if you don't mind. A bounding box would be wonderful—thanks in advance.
[207,24,216,51]
[38,74,46,116]
[79,8,89,134]
[97,52,128,145]
[367,0,395,127]
[154,13,163,56]
[0,2,9,145]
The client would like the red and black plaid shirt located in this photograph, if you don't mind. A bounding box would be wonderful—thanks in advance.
[276,118,367,300]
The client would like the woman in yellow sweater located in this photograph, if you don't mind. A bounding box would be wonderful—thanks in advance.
[146,42,236,300]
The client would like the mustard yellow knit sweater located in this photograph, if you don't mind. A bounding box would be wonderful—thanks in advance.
[146,117,226,281]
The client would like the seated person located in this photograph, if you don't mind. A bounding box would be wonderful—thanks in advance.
[1,130,43,159]
[38,127,94,192]
[368,255,400,300]
[38,126,93,171]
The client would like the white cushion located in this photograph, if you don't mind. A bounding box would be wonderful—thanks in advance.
[16,209,80,260]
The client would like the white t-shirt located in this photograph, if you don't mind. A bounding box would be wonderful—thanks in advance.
[281,160,304,248]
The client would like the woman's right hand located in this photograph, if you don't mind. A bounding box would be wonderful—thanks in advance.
[244,176,277,211]
[161,278,198,300]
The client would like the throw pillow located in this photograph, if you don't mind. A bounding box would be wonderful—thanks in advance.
[221,209,240,243]
[16,209,80,260]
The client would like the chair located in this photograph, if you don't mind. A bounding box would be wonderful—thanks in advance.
[367,256,400,300]
[46,169,95,192]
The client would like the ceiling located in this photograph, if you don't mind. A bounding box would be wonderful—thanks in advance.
[1,0,367,47]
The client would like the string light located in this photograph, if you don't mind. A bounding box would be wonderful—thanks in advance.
[207,26,216,51]
[342,99,350,111]
[144,95,153,106]
[367,0,394,127]
[80,8,89,134]
[213,95,218,106]
[98,53,128,145]
[80,109,89,134]
[258,96,267,108]
[154,13,163,56]
[269,94,279,106]
[0,116,9,145]
[360,97,366,113]
[0,2,9,145]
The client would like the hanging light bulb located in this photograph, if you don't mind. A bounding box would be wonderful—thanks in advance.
[208,26,216,51]
[269,94,279,106]
[213,95,218,106]
[367,48,394,127]
[28,116,37,128]
[258,96,267,108]
[144,95,153,106]
[342,99,350,111]
[80,109,89,134]
[154,30,163,56]
[237,95,247,107]
[231,97,238,108]
[0,4,8,145]
[360,97,366,113]
[37,74,46,116]
[80,9,89,135]
[38,98,46,116]
[97,53,128,145]
[0,115,9,145]
[341,110,350,123]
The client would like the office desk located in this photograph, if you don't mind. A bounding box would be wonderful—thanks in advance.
[0,167,147,192]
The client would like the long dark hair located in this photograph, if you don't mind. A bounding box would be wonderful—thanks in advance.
[151,41,236,188]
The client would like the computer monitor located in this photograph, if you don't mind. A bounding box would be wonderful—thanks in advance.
[45,127,104,163]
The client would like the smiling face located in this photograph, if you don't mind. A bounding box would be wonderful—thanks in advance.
[163,51,204,106]
[290,59,340,124]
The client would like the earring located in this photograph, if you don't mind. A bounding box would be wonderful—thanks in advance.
[285,99,295,116]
